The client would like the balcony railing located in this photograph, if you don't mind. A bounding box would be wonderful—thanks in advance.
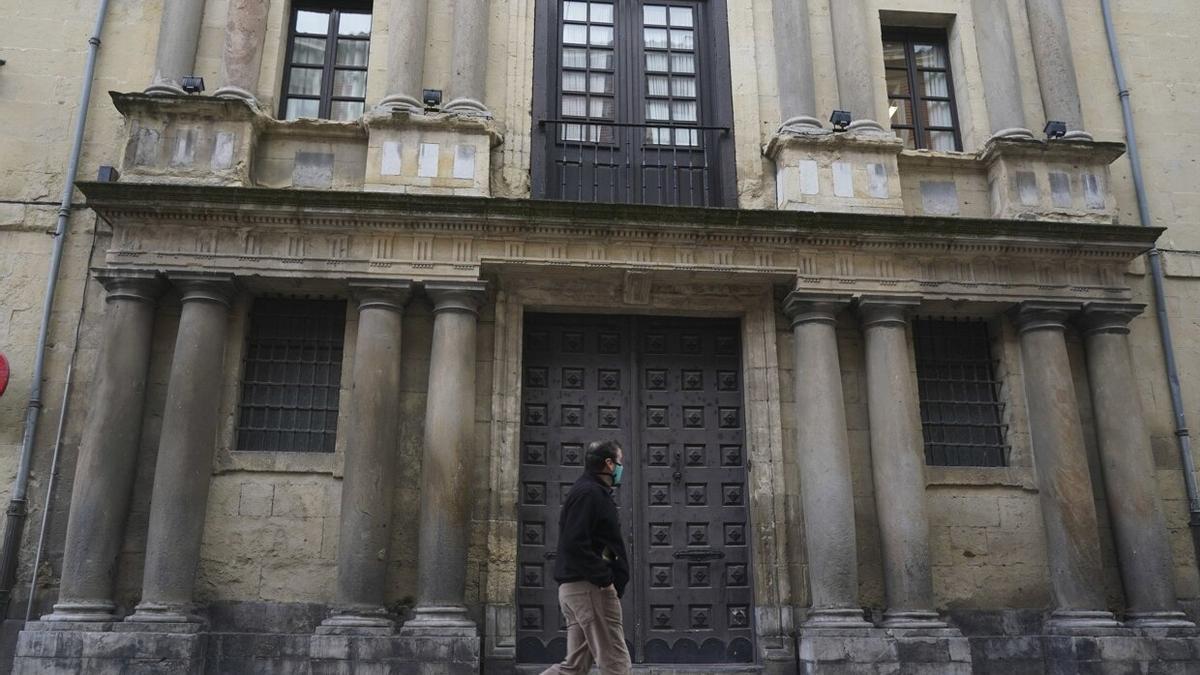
[535,120,733,208]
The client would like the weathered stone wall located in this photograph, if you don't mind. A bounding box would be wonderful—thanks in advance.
[1,0,1199,649]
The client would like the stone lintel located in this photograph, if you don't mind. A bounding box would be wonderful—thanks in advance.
[364,109,504,148]
[764,127,905,160]
[111,91,263,124]
[979,135,1126,167]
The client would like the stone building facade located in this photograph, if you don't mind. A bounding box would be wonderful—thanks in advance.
[0,0,1199,672]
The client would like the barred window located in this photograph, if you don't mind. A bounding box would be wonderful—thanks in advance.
[913,318,1008,467]
[236,298,347,453]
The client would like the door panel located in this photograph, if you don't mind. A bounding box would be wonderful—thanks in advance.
[515,314,754,665]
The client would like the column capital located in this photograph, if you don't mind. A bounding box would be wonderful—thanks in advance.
[1078,302,1145,336]
[94,269,164,304]
[856,295,921,329]
[425,280,487,315]
[783,292,852,327]
[349,279,414,312]
[1009,300,1082,334]
[168,272,239,308]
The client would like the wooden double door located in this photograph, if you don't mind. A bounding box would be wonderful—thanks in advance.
[516,314,754,665]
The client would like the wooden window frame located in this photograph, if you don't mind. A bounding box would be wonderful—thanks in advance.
[882,27,962,151]
[279,0,373,121]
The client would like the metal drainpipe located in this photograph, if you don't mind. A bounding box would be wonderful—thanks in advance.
[1099,0,1200,570]
[0,0,112,613]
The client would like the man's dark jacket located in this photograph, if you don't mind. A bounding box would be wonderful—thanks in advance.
[554,472,630,597]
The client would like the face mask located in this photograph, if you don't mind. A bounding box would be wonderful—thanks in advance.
[611,462,624,486]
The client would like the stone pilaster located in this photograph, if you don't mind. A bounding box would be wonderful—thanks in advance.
[971,0,1033,139]
[773,0,821,132]
[828,0,885,133]
[1011,301,1120,631]
[445,0,491,115]
[1023,0,1089,138]
[1079,303,1194,629]
[783,293,870,628]
[401,280,488,636]
[857,296,944,628]
[319,281,412,634]
[43,271,163,622]
[127,274,237,625]
[213,0,271,101]
[145,0,207,95]
[378,0,431,112]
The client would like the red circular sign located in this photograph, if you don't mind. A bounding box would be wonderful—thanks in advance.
[0,354,8,398]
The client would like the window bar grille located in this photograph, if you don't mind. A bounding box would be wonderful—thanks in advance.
[913,317,1009,467]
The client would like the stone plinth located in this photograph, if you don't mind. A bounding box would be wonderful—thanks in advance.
[13,623,205,675]
[364,110,502,196]
[114,92,262,186]
[765,128,905,214]
[980,135,1125,223]
[797,627,972,674]
[310,634,480,675]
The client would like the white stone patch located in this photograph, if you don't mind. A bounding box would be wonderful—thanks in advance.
[1016,171,1040,206]
[798,160,819,195]
[169,128,197,167]
[1083,173,1105,210]
[867,163,889,199]
[920,181,960,216]
[776,167,785,206]
[832,161,853,197]
[453,145,476,180]
[418,142,440,178]
[211,132,236,170]
[1049,171,1072,208]
[381,141,403,176]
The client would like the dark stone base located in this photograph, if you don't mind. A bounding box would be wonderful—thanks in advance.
[798,626,972,674]
[10,626,479,675]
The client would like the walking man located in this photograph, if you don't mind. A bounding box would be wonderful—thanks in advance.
[540,439,633,675]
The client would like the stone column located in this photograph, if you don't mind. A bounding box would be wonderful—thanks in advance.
[401,280,487,636]
[783,293,871,627]
[828,0,885,133]
[858,297,943,628]
[43,271,162,622]
[1011,301,1120,630]
[126,274,237,624]
[444,0,491,115]
[971,0,1033,139]
[213,0,271,101]
[145,0,207,95]
[1023,0,1090,138]
[773,0,822,132]
[378,0,431,112]
[319,281,411,633]
[1079,303,1194,628]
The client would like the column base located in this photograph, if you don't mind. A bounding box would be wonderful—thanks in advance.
[12,622,206,675]
[377,93,424,113]
[125,601,204,625]
[1045,609,1125,634]
[803,608,874,629]
[41,600,118,623]
[212,85,258,102]
[399,605,478,638]
[316,607,395,636]
[879,609,949,629]
[144,82,187,96]
[442,97,492,117]
[1126,611,1197,630]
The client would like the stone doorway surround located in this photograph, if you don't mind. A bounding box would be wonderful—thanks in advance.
[483,269,797,673]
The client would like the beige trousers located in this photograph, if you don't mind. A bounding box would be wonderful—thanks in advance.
[539,580,632,675]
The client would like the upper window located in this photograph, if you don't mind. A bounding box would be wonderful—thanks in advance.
[236,297,347,453]
[535,0,736,207]
[882,28,961,151]
[280,1,372,121]
[912,318,1008,467]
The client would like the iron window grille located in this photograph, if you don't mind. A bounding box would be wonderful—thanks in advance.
[236,297,347,453]
[279,0,372,121]
[882,27,962,151]
[913,318,1009,467]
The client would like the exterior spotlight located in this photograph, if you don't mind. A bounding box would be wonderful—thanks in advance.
[1044,120,1067,139]
[96,165,120,183]
[422,89,443,110]
[830,110,852,132]
[180,75,205,94]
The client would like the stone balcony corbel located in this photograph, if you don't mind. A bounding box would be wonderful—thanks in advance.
[114,91,267,187]
[764,125,905,215]
[362,109,505,197]
[979,134,1126,223]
